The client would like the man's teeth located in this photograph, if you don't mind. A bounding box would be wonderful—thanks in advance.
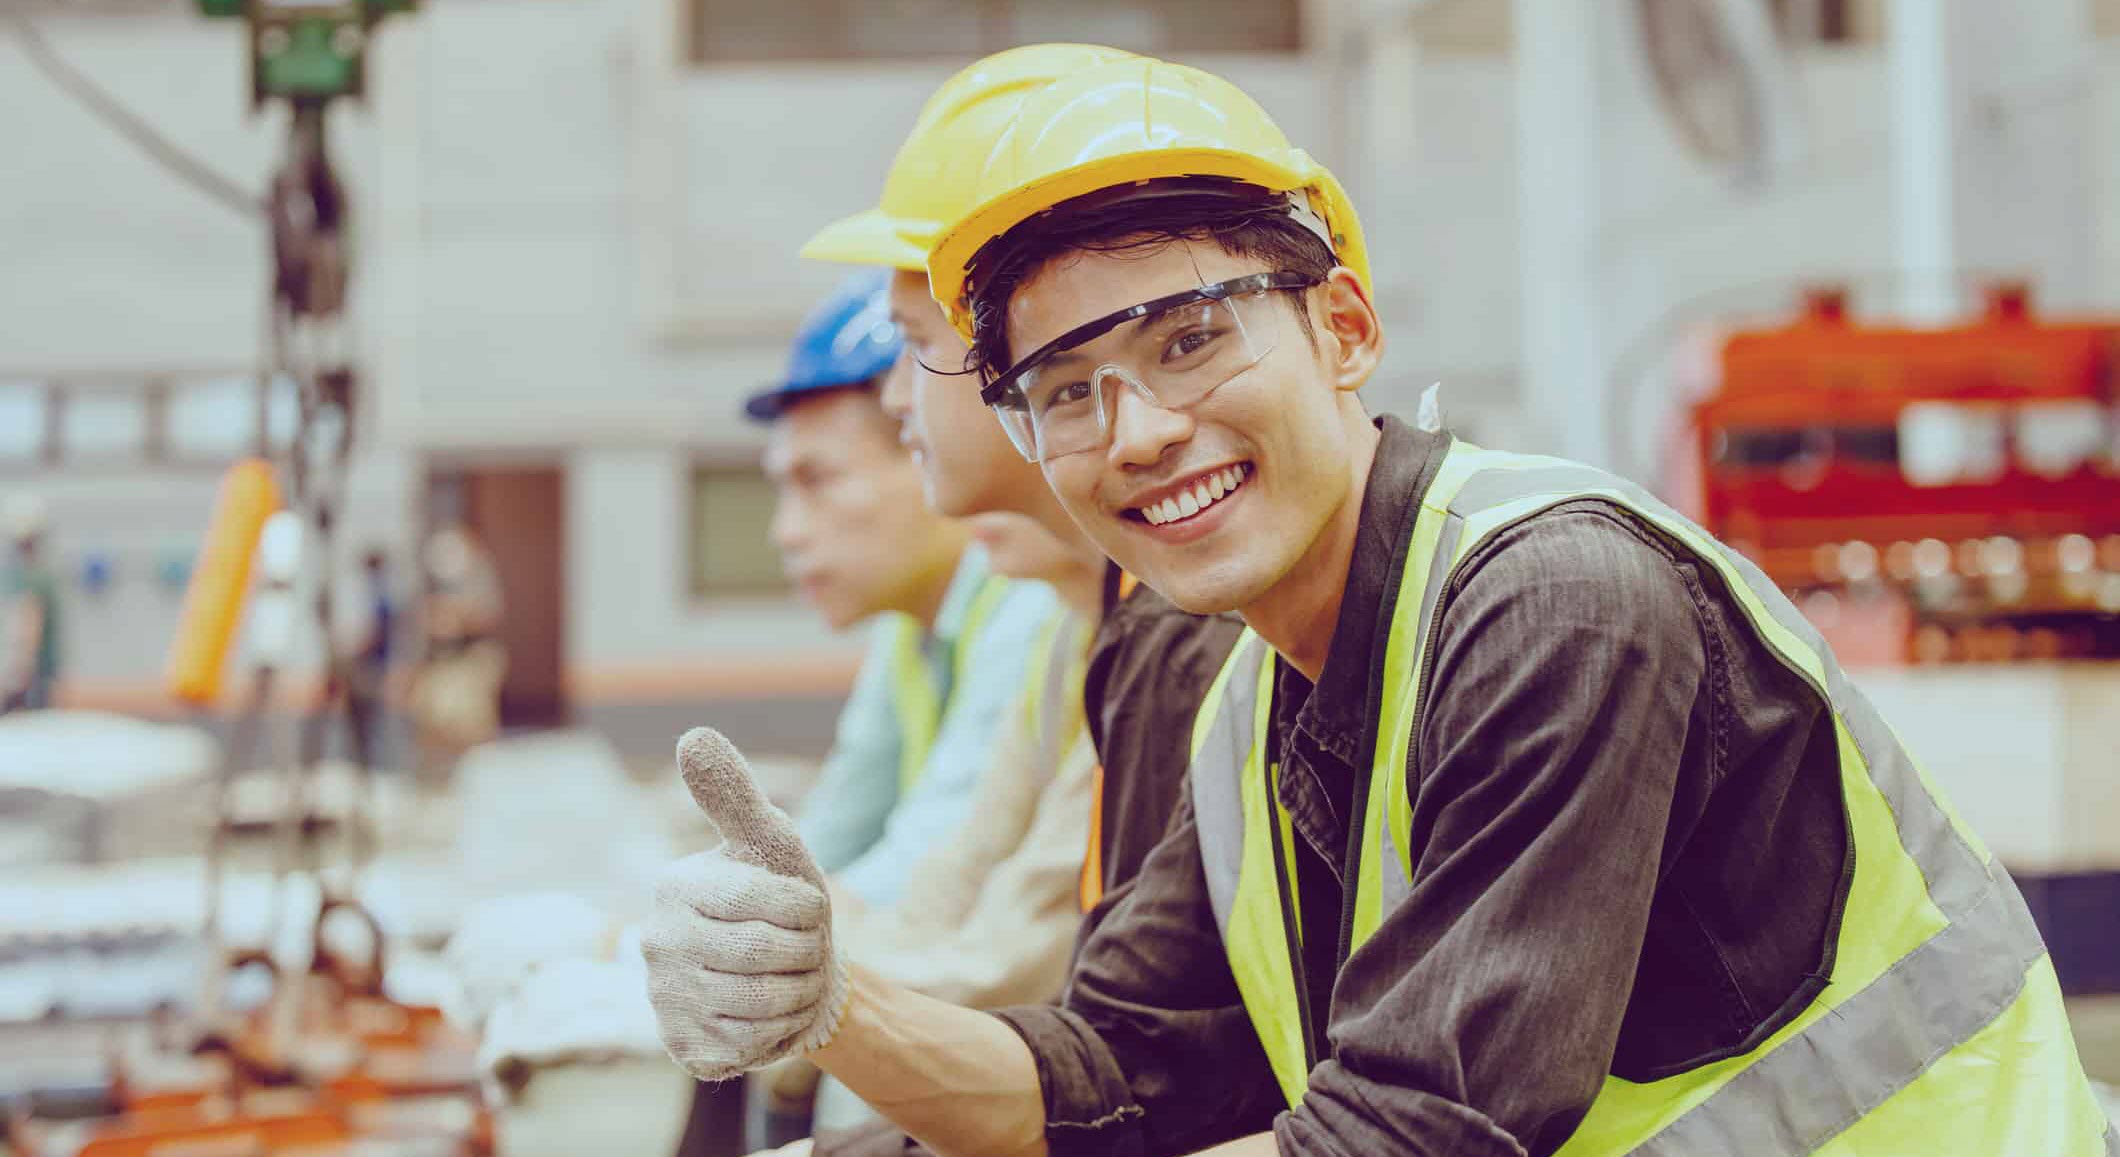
[1140,464,1250,527]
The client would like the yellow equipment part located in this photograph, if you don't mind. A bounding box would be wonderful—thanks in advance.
[166,459,280,706]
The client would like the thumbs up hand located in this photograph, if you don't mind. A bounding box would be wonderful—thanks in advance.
[642,728,848,1081]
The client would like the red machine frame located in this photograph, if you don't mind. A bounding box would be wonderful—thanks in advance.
[1694,285,2120,585]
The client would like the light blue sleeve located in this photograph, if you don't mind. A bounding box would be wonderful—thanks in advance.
[796,621,906,875]
[831,580,1063,909]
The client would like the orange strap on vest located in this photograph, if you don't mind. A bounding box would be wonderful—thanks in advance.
[1079,765,1106,912]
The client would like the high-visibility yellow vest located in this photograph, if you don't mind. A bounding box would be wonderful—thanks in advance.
[1190,440,2116,1154]
[887,573,1010,794]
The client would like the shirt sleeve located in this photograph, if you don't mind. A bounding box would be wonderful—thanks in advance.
[798,621,908,877]
[833,581,1059,908]
[863,726,1095,1009]
[843,685,1045,967]
[993,785,1285,1157]
[1279,507,1707,1157]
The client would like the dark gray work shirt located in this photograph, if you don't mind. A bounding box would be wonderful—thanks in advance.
[993,417,1852,1157]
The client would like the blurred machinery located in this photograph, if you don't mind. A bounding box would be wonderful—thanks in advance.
[196,0,416,107]
[0,2,493,1153]
[1,915,489,1157]
[1692,283,2120,663]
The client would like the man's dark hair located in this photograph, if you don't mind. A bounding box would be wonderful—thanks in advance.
[963,178,1339,382]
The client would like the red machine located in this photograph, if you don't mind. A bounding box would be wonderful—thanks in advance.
[1691,283,2120,661]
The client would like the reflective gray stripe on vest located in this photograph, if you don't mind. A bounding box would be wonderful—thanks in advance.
[1370,508,1467,918]
[1443,465,2057,1155]
[1374,813,1413,916]
[2104,1121,2118,1155]
[1193,634,1270,936]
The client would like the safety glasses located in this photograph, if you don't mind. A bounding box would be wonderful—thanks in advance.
[981,271,1322,462]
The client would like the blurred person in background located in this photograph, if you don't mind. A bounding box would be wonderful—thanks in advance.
[751,269,1058,913]
[649,51,2114,1157]
[1,494,60,714]
[339,546,397,770]
[409,521,507,768]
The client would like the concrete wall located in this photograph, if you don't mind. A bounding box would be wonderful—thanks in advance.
[0,18,370,371]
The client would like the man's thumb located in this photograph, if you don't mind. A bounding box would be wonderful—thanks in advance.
[677,727,819,882]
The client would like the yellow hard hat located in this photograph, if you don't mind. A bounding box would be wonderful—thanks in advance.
[926,55,1370,343]
[800,43,1142,272]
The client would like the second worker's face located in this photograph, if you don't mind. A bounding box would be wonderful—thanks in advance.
[881,270,1070,531]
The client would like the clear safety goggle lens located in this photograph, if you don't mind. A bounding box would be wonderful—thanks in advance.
[991,288,1288,463]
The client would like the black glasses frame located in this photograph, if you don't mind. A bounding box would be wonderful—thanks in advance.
[979,270,1325,407]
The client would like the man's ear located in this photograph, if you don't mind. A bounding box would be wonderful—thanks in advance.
[1316,267,1383,393]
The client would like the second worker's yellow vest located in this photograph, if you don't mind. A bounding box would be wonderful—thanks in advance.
[1189,440,2115,1154]
[887,572,1009,794]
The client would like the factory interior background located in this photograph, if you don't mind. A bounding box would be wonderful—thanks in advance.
[3,0,2119,1153]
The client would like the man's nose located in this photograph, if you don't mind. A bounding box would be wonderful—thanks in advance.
[1103,372,1194,471]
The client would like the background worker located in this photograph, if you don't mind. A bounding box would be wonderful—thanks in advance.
[409,520,507,769]
[645,52,2114,1157]
[747,268,1056,913]
[337,546,397,772]
[1,494,60,714]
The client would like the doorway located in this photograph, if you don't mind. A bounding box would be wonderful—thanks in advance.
[425,462,568,728]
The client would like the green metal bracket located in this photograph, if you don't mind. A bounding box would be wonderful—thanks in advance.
[195,0,418,105]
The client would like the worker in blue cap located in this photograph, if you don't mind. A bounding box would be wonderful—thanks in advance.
[746,269,1059,925]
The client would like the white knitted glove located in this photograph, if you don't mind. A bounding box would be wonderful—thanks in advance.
[642,727,848,1081]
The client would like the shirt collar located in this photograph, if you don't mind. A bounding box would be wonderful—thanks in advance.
[1291,415,1449,764]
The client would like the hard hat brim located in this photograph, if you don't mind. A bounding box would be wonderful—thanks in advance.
[800,208,934,273]
[742,378,879,425]
[743,386,794,424]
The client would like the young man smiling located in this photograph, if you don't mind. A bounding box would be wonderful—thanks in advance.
[646,53,2114,1157]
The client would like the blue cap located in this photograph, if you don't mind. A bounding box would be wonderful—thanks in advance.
[745,270,904,423]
